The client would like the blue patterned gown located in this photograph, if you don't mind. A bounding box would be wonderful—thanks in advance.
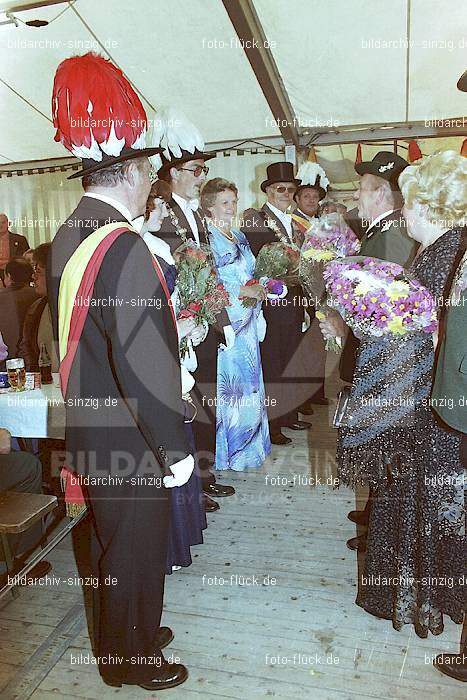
[209,225,271,471]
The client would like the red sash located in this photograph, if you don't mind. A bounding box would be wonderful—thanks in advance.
[59,224,176,515]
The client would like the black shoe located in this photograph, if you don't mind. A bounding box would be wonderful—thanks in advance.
[103,661,189,690]
[204,494,220,512]
[347,509,369,526]
[297,406,314,416]
[346,535,367,552]
[155,626,174,650]
[203,482,235,498]
[433,653,467,682]
[270,432,292,445]
[310,396,329,405]
[284,420,312,431]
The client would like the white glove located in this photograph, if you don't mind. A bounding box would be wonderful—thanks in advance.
[220,324,235,350]
[191,319,209,346]
[163,455,195,488]
[257,310,267,342]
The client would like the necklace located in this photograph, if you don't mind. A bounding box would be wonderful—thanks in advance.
[218,227,237,243]
[266,216,299,250]
[168,205,188,243]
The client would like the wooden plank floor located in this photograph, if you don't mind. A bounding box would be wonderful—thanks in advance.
[0,360,464,699]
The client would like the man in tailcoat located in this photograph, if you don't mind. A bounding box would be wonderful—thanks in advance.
[241,162,313,445]
[156,137,235,511]
[47,53,191,692]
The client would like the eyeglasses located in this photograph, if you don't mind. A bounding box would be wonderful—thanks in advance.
[273,185,296,193]
[179,165,209,177]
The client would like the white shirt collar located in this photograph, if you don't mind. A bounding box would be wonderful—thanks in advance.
[266,202,292,236]
[83,192,144,233]
[172,193,200,244]
[140,231,175,265]
[296,208,317,222]
[367,209,395,233]
[172,192,199,212]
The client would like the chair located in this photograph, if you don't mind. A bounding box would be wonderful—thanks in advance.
[0,491,57,597]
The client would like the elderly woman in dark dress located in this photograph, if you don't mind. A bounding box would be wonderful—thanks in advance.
[336,151,466,637]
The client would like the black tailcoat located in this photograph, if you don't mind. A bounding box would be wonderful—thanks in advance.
[241,204,306,430]
[47,196,190,682]
[156,197,227,477]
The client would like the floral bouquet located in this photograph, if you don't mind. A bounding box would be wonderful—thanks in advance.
[240,277,288,307]
[299,213,360,304]
[173,241,231,355]
[239,242,299,308]
[298,214,360,351]
[254,241,300,285]
[323,256,438,340]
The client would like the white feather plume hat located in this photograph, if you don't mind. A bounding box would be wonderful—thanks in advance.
[149,107,215,177]
[294,162,329,201]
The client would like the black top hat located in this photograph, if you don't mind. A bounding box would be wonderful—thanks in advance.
[457,70,467,92]
[355,151,409,188]
[68,146,163,180]
[260,162,300,193]
[294,177,327,202]
[157,148,216,178]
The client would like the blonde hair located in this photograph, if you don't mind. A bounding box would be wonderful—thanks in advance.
[399,150,467,228]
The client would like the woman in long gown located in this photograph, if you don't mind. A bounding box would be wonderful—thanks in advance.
[200,178,271,471]
[336,151,466,637]
[142,180,207,572]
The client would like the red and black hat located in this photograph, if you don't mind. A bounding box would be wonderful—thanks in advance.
[52,53,162,180]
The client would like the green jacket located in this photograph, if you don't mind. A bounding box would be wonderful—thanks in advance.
[360,210,418,266]
[432,253,467,433]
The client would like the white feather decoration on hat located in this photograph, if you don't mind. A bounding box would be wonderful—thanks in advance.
[296,162,329,190]
[149,107,205,163]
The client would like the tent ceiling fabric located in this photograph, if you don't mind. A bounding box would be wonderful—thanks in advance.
[0,0,465,169]
[0,0,280,163]
[255,0,466,128]
[254,0,408,127]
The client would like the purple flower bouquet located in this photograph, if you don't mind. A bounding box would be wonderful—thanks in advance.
[300,214,360,306]
[323,256,438,340]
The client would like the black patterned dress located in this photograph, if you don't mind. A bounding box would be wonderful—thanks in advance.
[337,229,465,637]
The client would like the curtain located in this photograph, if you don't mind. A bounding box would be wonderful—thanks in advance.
[0,152,285,245]
[1,169,82,248]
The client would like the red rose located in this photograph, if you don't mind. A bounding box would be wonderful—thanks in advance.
[187,248,207,261]
[187,301,202,313]
[178,309,196,319]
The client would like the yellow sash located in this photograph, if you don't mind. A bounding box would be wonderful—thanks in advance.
[58,222,135,362]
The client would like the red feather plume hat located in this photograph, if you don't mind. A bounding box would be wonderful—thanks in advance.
[52,52,162,179]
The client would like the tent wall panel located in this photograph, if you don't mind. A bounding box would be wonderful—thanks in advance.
[0,152,285,245]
